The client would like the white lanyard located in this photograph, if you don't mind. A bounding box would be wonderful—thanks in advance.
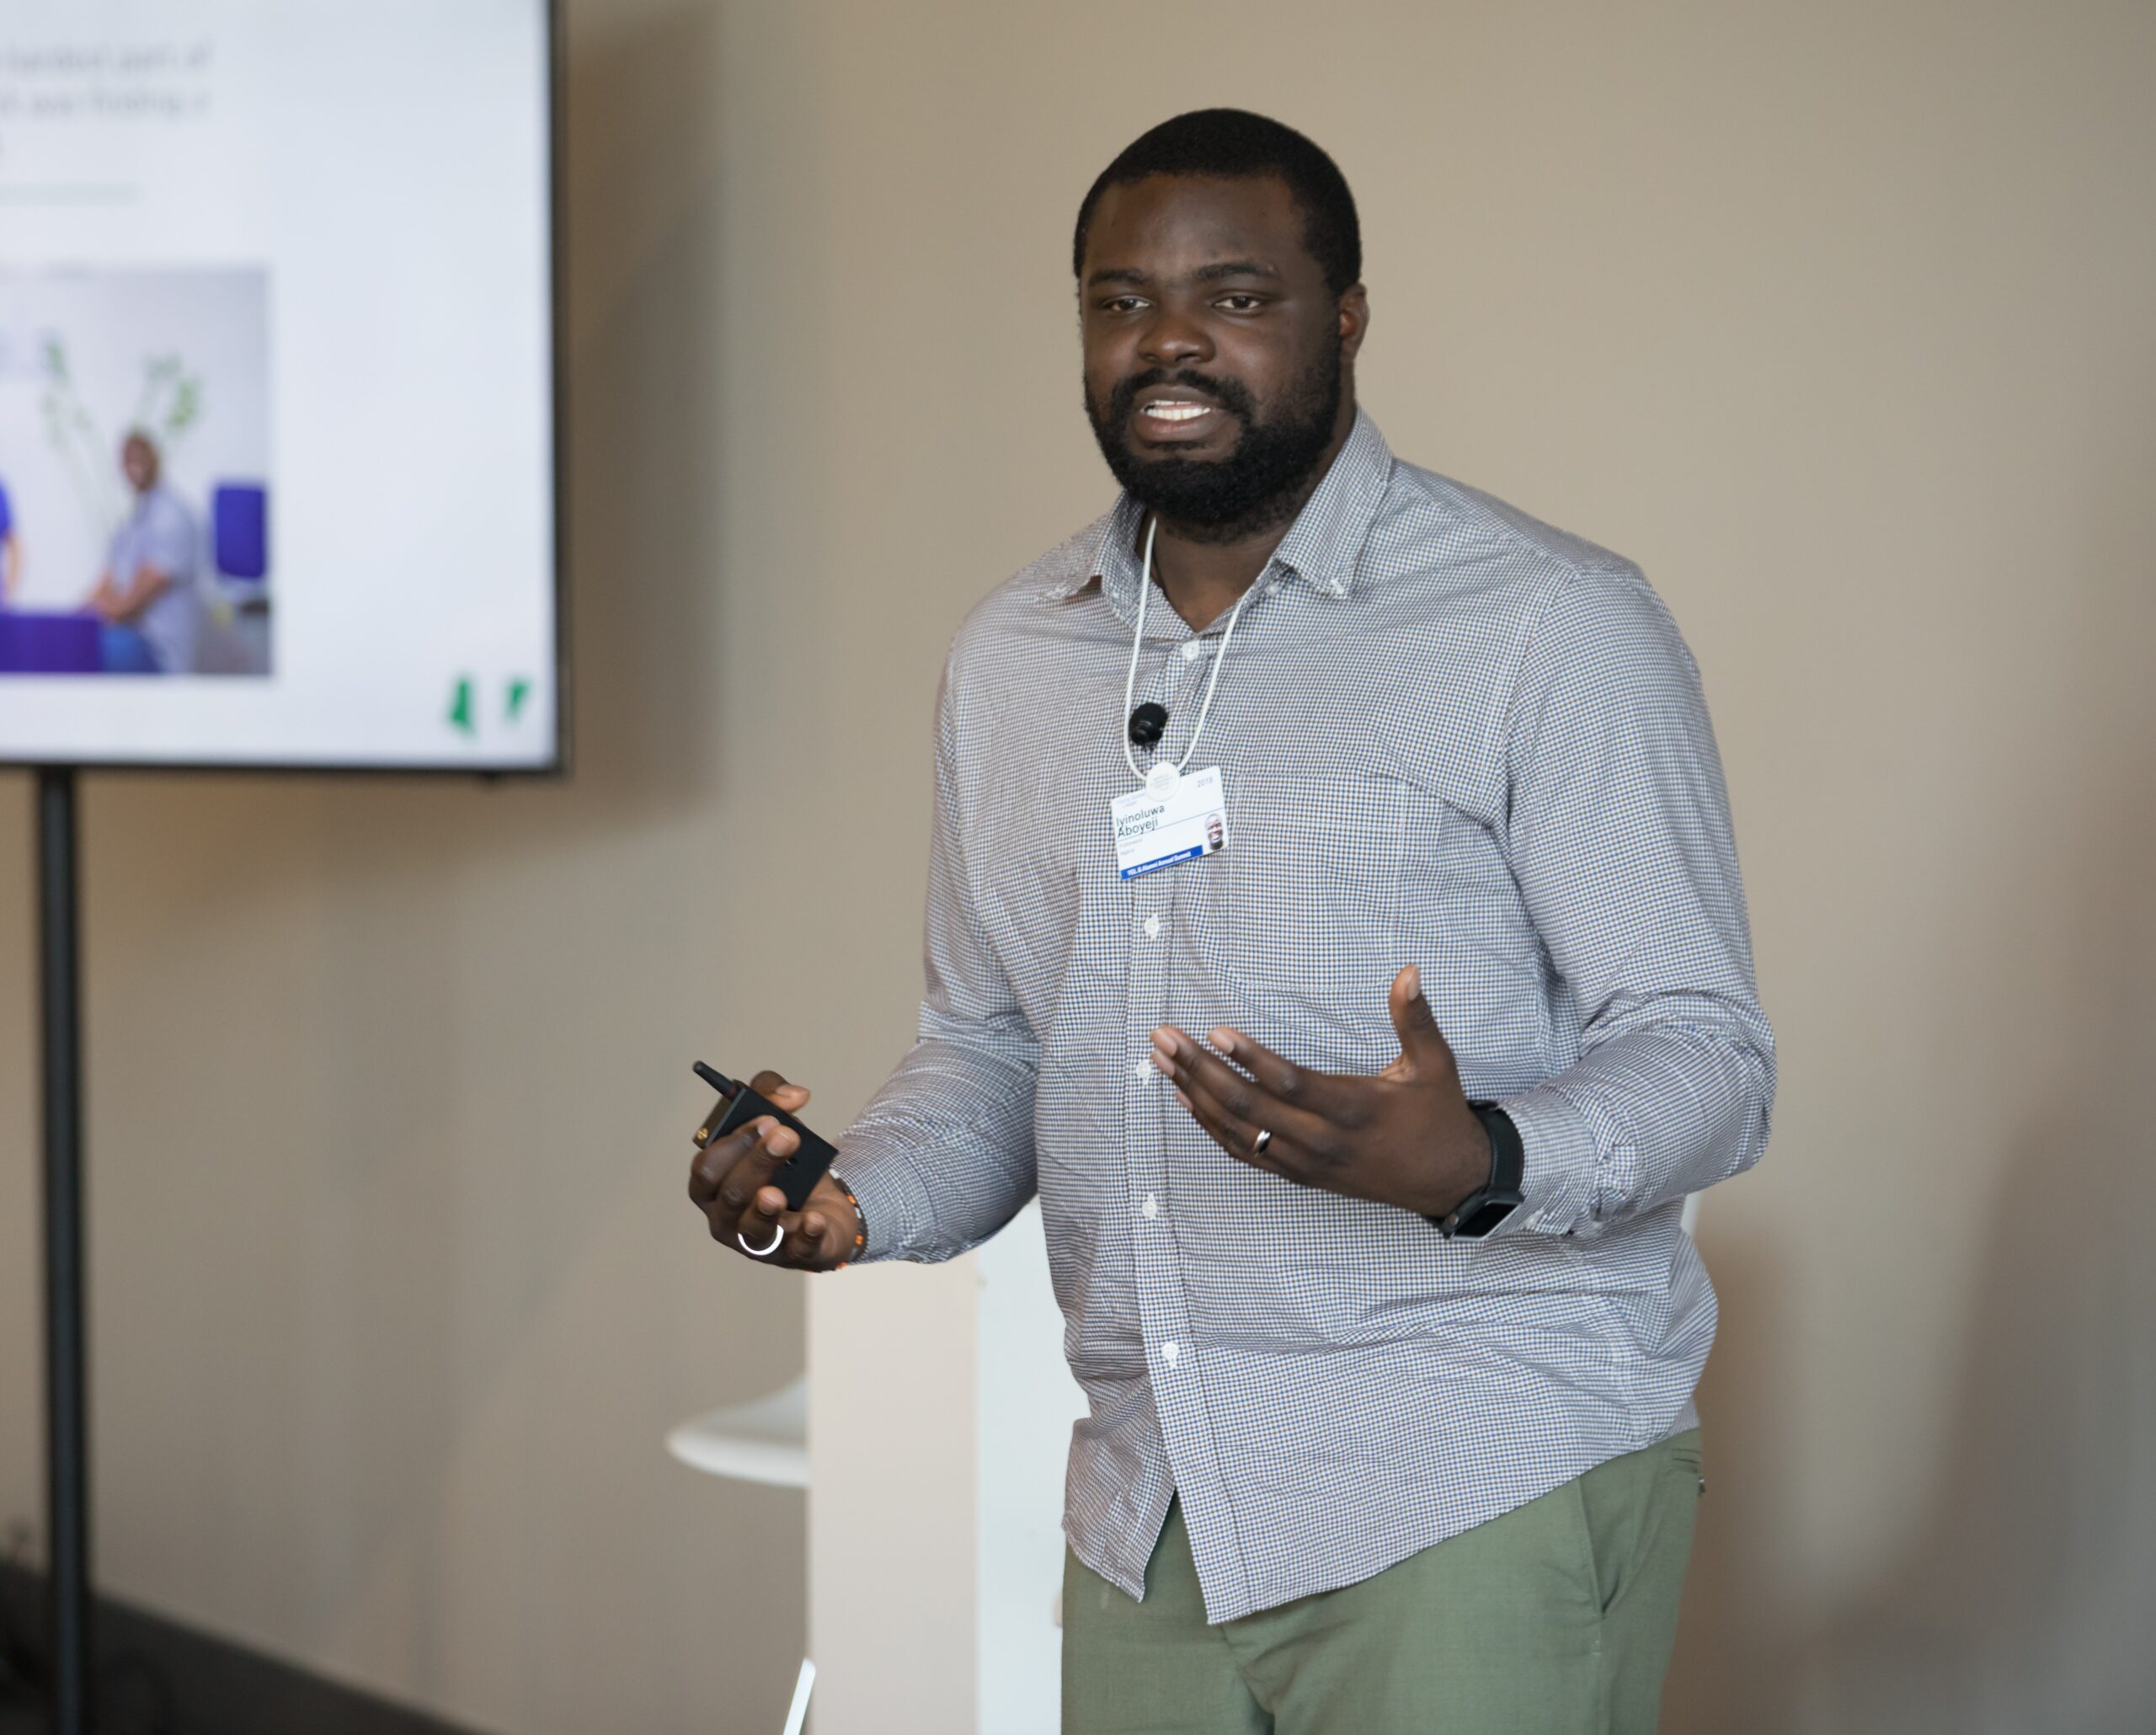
[1119,516,1256,793]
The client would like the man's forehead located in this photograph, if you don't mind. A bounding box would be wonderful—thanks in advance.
[1083,173,1310,280]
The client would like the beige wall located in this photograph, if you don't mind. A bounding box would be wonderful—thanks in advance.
[3,1,2153,1730]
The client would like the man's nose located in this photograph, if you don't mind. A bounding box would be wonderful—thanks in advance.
[1138,307,1213,369]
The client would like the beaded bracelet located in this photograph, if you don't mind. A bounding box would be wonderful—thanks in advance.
[830,1174,868,1270]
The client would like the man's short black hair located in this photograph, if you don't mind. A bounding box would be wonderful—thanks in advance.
[1072,109,1362,298]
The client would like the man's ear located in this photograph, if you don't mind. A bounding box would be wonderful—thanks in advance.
[1337,284,1370,366]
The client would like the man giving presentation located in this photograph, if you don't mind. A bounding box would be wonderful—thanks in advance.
[689,109,1774,1734]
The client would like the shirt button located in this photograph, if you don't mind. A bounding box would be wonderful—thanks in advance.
[1141,1194,1159,1218]
[1143,914,1162,938]
[1161,1341,1180,1367]
[1181,640,1203,662]
[1131,1060,1151,1079]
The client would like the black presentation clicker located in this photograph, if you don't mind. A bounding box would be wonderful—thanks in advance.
[691,1061,839,1212]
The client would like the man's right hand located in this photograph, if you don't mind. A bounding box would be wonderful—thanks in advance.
[686,1070,862,1271]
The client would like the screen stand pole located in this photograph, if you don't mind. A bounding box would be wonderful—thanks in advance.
[36,766,92,1735]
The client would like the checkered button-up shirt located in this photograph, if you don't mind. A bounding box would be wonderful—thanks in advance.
[835,411,1774,1623]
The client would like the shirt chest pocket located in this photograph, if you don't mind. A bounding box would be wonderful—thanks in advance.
[1206,765,1416,1054]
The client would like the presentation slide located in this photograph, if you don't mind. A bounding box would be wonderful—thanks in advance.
[0,0,558,769]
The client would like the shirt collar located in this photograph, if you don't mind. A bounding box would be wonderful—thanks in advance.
[1046,408,1396,617]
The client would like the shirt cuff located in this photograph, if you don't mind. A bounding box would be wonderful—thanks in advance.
[1490,1084,1600,1237]
[830,1138,939,1263]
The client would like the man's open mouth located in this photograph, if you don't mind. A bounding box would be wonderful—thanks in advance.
[1131,390,1230,439]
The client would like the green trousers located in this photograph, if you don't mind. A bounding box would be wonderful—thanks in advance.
[1063,1432,1704,1735]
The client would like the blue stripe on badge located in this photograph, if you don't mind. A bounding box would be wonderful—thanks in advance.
[1120,844,1204,880]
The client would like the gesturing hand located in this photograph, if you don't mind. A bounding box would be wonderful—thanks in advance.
[1150,965,1494,1220]
[686,1070,862,1271]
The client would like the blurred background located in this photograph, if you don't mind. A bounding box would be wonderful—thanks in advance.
[3,0,2153,1730]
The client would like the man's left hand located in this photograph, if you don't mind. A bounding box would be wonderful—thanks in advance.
[1150,964,1494,1220]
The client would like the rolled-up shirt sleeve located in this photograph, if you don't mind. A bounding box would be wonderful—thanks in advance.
[835,661,1041,1262]
[1491,564,1775,1238]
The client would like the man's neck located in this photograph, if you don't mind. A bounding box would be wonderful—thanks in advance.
[1147,404,1356,631]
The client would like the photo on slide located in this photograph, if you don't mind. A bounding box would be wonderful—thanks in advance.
[0,265,271,676]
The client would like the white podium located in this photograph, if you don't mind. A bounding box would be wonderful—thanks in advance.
[807,1200,1085,1734]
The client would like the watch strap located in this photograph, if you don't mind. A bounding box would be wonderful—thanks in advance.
[1428,1102,1525,1239]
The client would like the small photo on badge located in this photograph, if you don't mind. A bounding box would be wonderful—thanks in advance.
[1204,814,1225,853]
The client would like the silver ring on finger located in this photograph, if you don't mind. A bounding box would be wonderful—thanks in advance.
[738,1222,784,1258]
[1251,1128,1273,1157]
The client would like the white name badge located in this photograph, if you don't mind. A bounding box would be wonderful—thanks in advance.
[1110,765,1229,880]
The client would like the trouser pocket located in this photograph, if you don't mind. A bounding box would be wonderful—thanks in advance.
[1574,1430,1705,1619]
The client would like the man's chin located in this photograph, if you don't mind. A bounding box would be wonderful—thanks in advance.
[1122,448,1235,477]
[1113,419,1251,478]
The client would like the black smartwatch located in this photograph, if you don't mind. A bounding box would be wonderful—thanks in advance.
[1427,1103,1525,1239]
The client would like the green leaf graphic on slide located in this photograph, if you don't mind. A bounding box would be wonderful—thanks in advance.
[506,676,531,722]
[448,675,475,734]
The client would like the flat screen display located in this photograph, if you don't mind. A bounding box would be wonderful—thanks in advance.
[0,0,559,770]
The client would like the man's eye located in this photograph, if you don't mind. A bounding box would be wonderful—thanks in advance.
[1217,295,1263,312]
[1100,296,1148,314]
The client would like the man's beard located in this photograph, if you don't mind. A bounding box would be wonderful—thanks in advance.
[1086,344,1344,545]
